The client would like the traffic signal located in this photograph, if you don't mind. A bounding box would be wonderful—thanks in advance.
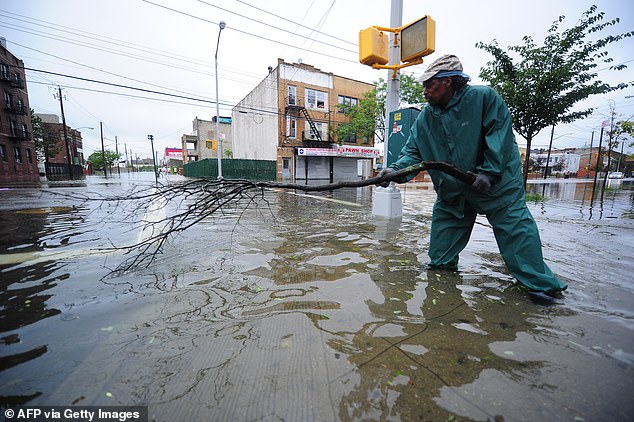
[400,16,436,62]
[359,27,389,66]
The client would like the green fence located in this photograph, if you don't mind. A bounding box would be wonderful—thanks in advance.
[184,158,277,180]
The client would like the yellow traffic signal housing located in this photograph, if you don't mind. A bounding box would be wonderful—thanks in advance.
[400,16,436,62]
[359,27,389,66]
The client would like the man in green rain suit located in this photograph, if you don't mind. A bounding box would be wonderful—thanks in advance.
[378,54,567,297]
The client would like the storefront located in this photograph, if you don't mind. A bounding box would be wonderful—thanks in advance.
[292,145,381,182]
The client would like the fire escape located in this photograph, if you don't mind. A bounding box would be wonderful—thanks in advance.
[1,69,30,142]
[285,98,332,149]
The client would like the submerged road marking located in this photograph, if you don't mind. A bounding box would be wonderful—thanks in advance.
[279,189,364,207]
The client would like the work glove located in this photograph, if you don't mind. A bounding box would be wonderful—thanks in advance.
[376,168,394,188]
[470,172,492,193]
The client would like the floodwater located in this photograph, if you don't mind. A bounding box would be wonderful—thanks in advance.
[1,173,633,421]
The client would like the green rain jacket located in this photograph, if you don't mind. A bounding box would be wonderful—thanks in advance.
[389,85,525,217]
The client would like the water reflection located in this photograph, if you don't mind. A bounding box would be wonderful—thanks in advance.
[226,194,578,420]
[0,178,631,420]
[526,179,634,220]
[0,205,80,404]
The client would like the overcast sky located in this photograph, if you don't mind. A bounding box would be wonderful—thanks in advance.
[2,0,633,159]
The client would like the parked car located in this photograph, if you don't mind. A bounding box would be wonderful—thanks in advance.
[608,171,624,179]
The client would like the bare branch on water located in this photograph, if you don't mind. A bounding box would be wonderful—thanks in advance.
[49,161,473,274]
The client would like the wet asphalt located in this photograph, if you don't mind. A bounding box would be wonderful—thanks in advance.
[0,172,633,421]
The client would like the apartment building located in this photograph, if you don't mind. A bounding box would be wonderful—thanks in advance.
[0,38,39,186]
[232,58,379,181]
[34,113,87,179]
[181,116,233,165]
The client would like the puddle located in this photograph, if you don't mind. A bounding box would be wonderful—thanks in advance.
[0,176,632,421]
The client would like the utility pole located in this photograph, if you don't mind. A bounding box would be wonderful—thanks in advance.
[591,125,605,201]
[115,136,120,175]
[587,131,594,178]
[601,111,616,190]
[100,121,107,178]
[371,0,403,219]
[56,86,73,180]
[616,141,624,172]
[543,124,555,179]
[124,143,128,173]
[384,0,403,164]
[148,134,158,184]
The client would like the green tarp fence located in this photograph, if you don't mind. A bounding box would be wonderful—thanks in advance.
[183,158,277,181]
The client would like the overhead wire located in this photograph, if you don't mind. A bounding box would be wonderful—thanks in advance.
[194,0,356,54]
[0,11,285,84]
[25,71,359,126]
[4,3,387,147]
[1,4,371,116]
[139,0,358,64]
[233,0,355,46]
[291,0,337,62]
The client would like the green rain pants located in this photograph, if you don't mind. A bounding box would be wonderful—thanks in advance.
[428,197,568,294]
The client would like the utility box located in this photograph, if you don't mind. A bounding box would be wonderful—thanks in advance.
[387,107,420,167]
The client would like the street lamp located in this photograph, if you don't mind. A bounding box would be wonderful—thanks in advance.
[215,20,226,180]
[74,127,94,166]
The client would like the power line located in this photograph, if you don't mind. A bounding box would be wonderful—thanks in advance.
[23,66,230,107]
[233,0,355,46]
[0,11,330,84]
[10,40,221,101]
[140,0,357,64]
[193,0,356,54]
[27,73,364,128]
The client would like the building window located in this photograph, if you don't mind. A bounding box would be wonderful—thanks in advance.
[26,148,33,163]
[4,91,11,107]
[305,88,327,109]
[1,64,8,79]
[286,115,297,138]
[337,95,358,113]
[14,146,22,163]
[290,117,296,138]
[0,144,7,162]
[341,133,357,144]
[307,122,327,140]
[288,85,296,105]
[282,158,290,170]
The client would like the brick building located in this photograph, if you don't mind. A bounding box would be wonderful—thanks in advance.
[0,38,38,186]
[34,114,86,180]
[232,58,379,182]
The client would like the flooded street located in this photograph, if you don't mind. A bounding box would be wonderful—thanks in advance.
[1,173,633,421]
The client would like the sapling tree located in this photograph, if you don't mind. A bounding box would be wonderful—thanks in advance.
[477,5,634,187]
